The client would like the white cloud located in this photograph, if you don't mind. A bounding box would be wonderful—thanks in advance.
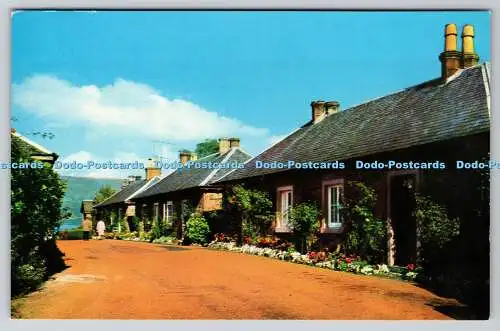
[12,75,269,141]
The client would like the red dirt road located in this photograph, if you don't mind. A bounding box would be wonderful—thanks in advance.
[16,240,458,319]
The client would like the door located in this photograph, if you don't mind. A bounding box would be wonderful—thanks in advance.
[390,174,417,266]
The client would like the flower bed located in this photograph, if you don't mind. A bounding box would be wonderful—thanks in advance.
[208,241,419,281]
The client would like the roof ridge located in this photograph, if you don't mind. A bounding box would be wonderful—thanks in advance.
[125,176,160,201]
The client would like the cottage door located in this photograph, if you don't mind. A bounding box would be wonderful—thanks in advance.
[390,174,417,266]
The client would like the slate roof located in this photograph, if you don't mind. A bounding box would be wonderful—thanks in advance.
[218,63,491,182]
[132,148,251,199]
[94,179,147,208]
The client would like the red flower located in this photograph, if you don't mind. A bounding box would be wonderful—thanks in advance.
[407,263,415,271]
[345,257,352,264]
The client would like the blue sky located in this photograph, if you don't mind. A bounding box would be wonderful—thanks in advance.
[11,11,491,178]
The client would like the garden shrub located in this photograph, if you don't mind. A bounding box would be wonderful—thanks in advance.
[149,220,163,242]
[185,214,211,245]
[138,220,145,235]
[414,194,463,298]
[227,185,273,243]
[416,194,460,253]
[149,220,174,242]
[342,181,386,264]
[121,217,130,234]
[289,202,321,253]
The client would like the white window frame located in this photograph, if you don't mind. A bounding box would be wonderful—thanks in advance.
[276,185,293,232]
[322,179,344,229]
[166,201,174,224]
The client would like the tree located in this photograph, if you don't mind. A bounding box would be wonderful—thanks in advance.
[11,136,69,296]
[94,185,117,204]
[195,139,218,158]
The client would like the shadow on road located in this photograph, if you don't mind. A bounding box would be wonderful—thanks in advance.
[425,299,482,320]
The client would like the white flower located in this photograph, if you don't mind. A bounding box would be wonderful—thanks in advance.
[377,264,390,273]
[360,266,374,275]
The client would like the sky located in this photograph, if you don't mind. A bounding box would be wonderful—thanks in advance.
[11,10,491,178]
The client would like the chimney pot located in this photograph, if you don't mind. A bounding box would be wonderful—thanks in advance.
[461,24,479,68]
[444,23,458,51]
[439,23,462,80]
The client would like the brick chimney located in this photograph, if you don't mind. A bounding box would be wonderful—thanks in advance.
[179,151,190,165]
[229,138,240,148]
[325,101,340,115]
[439,23,462,80]
[218,138,230,154]
[461,24,480,68]
[311,100,326,124]
[311,100,339,123]
[145,158,161,181]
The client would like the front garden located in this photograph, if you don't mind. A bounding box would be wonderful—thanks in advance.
[207,236,419,281]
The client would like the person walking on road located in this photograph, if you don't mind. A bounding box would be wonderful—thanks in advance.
[82,216,92,241]
[96,220,106,239]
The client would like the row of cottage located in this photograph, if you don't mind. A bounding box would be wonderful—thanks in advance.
[85,24,490,266]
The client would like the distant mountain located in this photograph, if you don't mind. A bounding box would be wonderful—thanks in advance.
[60,176,122,230]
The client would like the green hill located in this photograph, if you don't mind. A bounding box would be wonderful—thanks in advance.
[60,176,122,230]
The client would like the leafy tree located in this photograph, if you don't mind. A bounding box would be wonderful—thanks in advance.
[342,181,387,264]
[11,136,69,296]
[93,185,117,204]
[228,185,273,242]
[289,202,321,253]
[195,139,218,158]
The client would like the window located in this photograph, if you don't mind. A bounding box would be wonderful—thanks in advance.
[326,184,343,228]
[276,186,293,230]
[166,201,174,224]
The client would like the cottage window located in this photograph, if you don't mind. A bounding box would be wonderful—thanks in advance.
[276,186,293,231]
[166,201,174,224]
[326,184,343,228]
